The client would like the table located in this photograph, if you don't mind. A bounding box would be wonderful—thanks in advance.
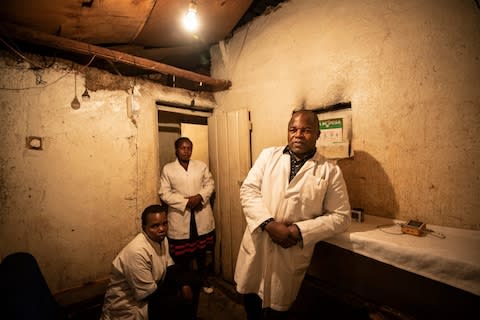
[324,214,480,296]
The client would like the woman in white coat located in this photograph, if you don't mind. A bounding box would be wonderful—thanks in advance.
[234,110,351,320]
[159,137,215,294]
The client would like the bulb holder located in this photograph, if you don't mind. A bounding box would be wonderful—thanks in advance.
[82,89,91,101]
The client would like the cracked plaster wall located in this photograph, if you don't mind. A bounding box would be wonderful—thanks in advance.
[0,52,211,291]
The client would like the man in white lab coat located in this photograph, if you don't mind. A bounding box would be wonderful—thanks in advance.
[235,109,351,320]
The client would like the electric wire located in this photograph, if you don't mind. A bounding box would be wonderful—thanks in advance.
[376,222,446,238]
[0,36,96,91]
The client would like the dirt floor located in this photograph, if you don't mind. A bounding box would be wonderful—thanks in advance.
[61,274,404,320]
[61,275,246,320]
[197,276,246,320]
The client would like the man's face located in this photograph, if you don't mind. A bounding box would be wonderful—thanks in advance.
[143,212,168,243]
[287,112,320,158]
[176,141,192,162]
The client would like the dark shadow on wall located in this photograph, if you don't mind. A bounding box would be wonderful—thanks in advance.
[338,151,398,218]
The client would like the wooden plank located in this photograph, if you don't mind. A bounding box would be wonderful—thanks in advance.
[208,116,221,275]
[208,109,251,283]
[0,22,232,91]
[217,112,234,281]
[227,111,247,275]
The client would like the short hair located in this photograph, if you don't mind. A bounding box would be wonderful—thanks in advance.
[290,109,320,133]
[141,204,167,226]
[291,106,307,114]
[174,137,192,149]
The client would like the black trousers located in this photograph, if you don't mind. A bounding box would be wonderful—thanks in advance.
[0,252,67,320]
[148,264,201,320]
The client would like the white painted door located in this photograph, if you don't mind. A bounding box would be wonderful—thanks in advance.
[208,109,251,283]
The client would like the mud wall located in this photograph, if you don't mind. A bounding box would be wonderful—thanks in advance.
[210,0,480,229]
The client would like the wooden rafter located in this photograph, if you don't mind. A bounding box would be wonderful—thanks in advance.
[0,22,232,91]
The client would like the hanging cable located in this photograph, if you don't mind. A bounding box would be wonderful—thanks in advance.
[0,37,44,69]
[0,52,96,91]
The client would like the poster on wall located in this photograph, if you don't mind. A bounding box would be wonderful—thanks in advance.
[319,118,343,144]
[316,108,353,159]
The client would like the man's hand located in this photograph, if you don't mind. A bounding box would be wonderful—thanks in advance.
[185,194,203,211]
[265,221,298,248]
[287,224,302,244]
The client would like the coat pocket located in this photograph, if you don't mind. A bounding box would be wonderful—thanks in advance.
[299,176,328,211]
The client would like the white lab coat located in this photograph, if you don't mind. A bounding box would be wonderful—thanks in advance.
[235,147,351,311]
[101,232,174,320]
[159,159,215,239]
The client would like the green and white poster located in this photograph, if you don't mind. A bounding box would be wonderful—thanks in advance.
[319,118,343,144]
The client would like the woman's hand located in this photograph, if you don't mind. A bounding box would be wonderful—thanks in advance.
[185,194,203,211]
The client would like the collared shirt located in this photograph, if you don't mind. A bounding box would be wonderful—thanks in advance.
[283,146,317,182]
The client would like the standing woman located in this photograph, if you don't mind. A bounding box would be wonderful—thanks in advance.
[159,137,215,293]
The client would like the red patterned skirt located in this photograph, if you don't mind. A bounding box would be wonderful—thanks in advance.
[168,230,215,259]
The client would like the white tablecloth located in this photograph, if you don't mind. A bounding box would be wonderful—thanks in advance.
[325,214,480,296]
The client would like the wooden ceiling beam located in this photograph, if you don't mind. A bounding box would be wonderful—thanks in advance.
[0,22,232,91]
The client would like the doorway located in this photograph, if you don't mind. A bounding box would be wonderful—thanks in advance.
[157,107,252,284]
[157,109,209,177]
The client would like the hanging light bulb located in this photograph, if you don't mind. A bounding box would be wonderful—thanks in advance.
[182,0,199,32]
[70,71,81,110]
[71,96,80,110]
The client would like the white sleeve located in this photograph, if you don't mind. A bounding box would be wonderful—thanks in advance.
[239,148,275,233]
[122,251,158,301]
[159,165,189,212]
[198,163,215,204]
